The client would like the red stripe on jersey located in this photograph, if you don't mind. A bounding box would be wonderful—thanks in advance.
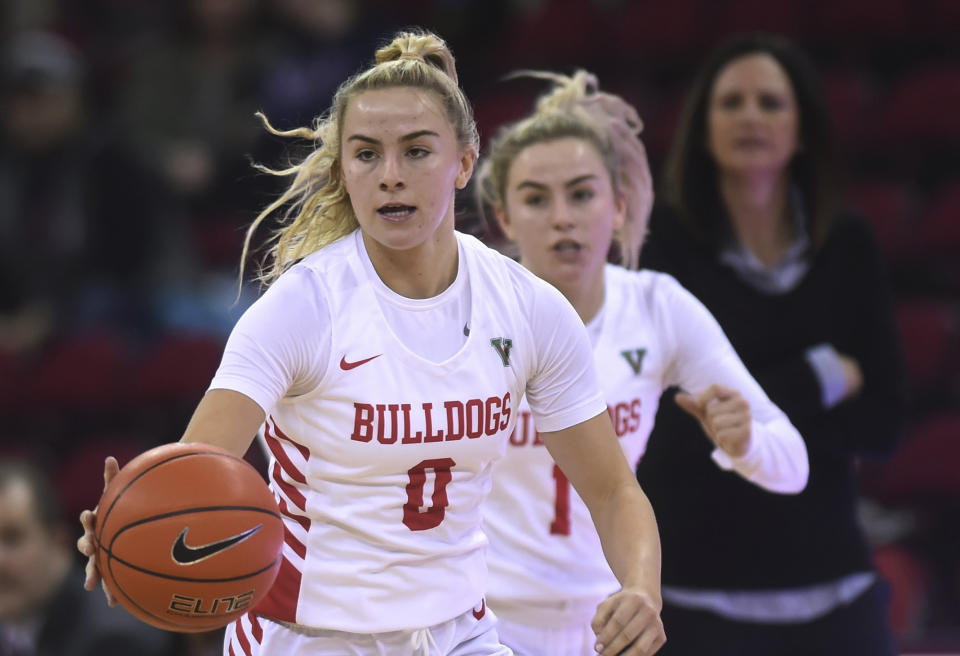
[272,461,308,510]
[284,521,307,559]
[264,423,307,484]
[269,418,310,460]
[277,496,310,532]
[235,616,253,656]
[228,643,236,656]
[252,555,302,624]
[249,613,263,643]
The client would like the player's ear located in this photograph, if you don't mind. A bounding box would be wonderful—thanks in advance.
[493,205,514,240]
[455,145,477,190]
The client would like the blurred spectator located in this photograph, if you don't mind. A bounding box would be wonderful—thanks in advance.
[118,0,265,209]
[0,457,178,656]
[637,32,906,655]
[258,0,375,128]
[0,31,161,352]
[117,0,269,337]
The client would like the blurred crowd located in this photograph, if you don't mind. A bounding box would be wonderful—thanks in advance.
[0,0,958,652]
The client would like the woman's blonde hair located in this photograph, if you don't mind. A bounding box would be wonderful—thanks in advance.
[241,29,479,287]
[475,70,652,269]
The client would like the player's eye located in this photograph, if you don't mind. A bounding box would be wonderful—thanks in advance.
[571,188,595,203]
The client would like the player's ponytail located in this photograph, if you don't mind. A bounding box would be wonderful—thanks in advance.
[239,29,478,291]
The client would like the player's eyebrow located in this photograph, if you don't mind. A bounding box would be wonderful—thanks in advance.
[346,130,441,145]
[515,174,597,191]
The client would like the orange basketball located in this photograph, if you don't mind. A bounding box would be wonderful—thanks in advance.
[94,442,283,633]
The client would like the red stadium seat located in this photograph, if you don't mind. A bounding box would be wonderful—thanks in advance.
[712,0,812,42]
[895,300,959,390]
[860,412,960,505]
[873,544,930,639]
[495,0,608,69]
[870,66,960,148]
[914,182,960,254]
[19,332,131,410]
[609,0,708,60]
[822,70,877,150]
[130,334,224,406]
[844,181,917,258]
[55,435,149,524]
[813,0,911,43]
[194,216,246,270]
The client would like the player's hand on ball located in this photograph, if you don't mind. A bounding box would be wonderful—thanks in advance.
[675,384,752,458]
[592,587,665,655]
[77,456,119,606]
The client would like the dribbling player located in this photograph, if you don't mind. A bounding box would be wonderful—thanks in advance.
[78,31,666,656]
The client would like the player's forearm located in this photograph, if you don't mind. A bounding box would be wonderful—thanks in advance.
[591,479,662,605]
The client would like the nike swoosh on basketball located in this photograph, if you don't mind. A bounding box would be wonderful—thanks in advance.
[171,525,263,565]
[340,354,382,370]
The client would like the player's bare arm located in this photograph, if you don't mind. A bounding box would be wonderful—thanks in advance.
[179,388,265,456]
[542,412,666,656]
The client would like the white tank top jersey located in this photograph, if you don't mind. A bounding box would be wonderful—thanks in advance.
[208,230,606,633]
[484,264,808,608]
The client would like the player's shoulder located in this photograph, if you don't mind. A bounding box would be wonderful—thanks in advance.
[607,264,689,310]
[459,232,569,307]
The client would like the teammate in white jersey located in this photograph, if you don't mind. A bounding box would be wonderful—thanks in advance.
[77,32,666,656]
[475,70,810,656]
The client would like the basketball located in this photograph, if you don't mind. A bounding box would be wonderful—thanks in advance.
[94,442,284,633]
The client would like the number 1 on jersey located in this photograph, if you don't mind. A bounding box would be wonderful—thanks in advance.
[550,464,571,535]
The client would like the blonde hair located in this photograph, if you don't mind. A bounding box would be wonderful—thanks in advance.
[241,29,479,287]
[475,70,652,269]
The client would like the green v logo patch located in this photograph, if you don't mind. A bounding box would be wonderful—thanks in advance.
[491,337,513,367]
[620,348,647,375]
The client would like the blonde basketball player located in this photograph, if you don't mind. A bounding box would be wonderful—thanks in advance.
[77,32,665,656]
[475,71,809,656]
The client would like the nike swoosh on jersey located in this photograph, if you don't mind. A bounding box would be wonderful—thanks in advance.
[171,524,263,565]
[339,354,382,370]
[472,599,486,620]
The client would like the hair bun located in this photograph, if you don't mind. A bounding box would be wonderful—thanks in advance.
[376,30,459,84]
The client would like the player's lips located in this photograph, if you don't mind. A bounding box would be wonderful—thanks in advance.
[551,239,583,262]
[378,203,416,222]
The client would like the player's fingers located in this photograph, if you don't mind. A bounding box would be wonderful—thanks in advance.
[599,606,656,656]
[84,554,100,591]
[103,456,119,490]
[715,427,751,457]
[673,392,704,422]
[591,596,616,636]
[619,621,667,656]
[77,533,94,557]
[595,600,644,655]
[697,383,738,406]
[706,412,744,432]
[101,577,118,606]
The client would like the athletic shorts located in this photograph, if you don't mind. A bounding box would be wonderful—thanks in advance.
[223,600,513,656]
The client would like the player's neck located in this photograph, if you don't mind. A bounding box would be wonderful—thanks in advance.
[556,268,605,325]
[362,229,459,299]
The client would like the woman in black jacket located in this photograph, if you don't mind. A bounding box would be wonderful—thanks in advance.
[637,32,905,655]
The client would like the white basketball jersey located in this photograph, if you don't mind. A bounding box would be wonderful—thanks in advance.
[484,265,807,607]
[210,230,605,633]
